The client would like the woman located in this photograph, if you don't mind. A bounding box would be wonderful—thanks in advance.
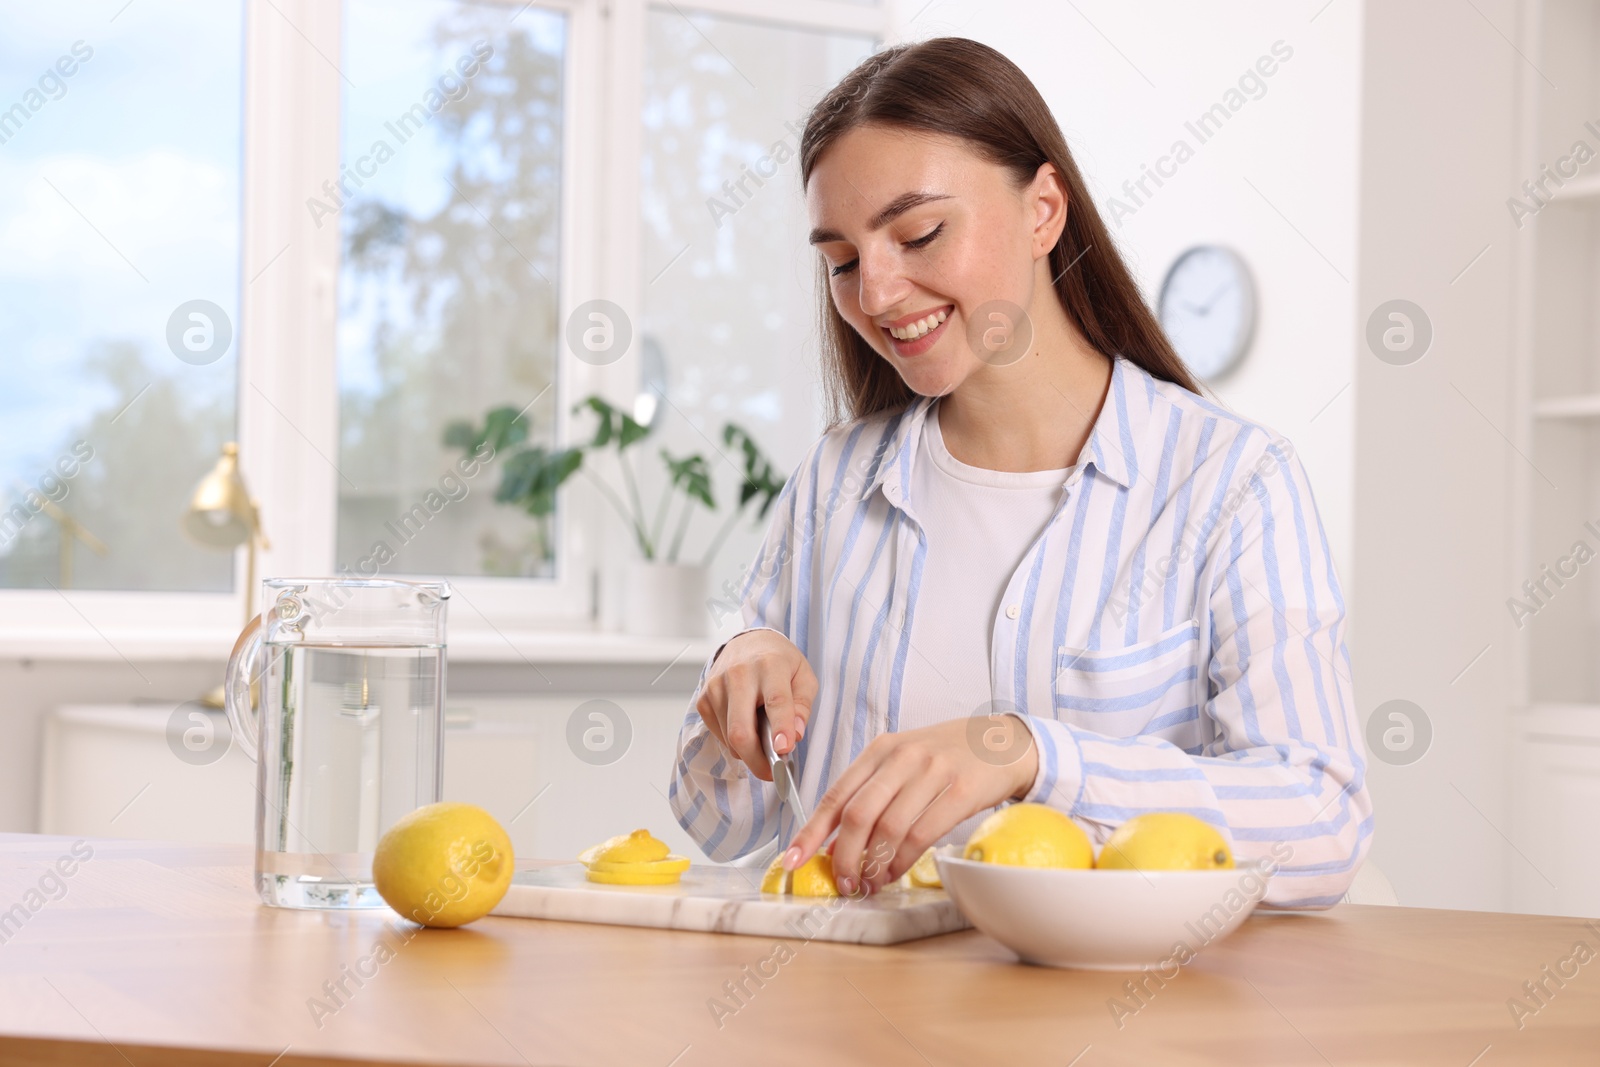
[668,37,1371,908]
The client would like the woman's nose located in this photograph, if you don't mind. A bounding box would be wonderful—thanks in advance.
[855,252,912,321]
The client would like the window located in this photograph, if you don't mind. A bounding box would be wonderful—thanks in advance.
[636,9,873,585]
[336,0,567,581]
[0,0,888,650]
[0,3,244,594]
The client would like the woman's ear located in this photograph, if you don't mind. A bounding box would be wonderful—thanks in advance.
[1030,161,1069,259]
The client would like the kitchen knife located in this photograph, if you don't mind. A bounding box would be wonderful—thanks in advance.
[758,705,808,854]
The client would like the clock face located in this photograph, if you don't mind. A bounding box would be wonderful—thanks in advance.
[1157,245,1256,382]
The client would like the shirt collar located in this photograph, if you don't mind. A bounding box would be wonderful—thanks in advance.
[868,353,1153,507]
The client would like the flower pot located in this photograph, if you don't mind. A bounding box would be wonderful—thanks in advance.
[621,559,711,639]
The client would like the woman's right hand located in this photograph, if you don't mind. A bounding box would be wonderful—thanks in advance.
[694,629,818,780]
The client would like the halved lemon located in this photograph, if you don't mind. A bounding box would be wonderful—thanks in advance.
[761,848,839,897]
[907,846,943,888]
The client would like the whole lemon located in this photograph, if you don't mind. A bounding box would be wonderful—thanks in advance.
[1096,813,1233,871]
[963,803,1093,868]
[372,802,514,928]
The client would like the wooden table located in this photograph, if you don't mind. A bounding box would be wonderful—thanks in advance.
[0,834,1595,1066]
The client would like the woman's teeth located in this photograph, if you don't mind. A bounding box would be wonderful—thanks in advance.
[889,307,949,341]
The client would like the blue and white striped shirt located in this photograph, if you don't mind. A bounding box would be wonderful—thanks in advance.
[670,354,1373,908]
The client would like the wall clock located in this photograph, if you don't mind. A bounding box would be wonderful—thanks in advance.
[1157,245,1257,382]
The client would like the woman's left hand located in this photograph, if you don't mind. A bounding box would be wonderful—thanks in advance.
[782,714,1040,895]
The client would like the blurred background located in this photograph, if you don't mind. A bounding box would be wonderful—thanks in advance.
[0,0,1586,918]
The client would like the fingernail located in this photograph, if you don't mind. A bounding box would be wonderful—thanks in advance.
[837,876,855,895]
[782,847,801,870]
[774,731,787,753]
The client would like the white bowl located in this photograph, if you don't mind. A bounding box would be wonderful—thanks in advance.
[934,854,1272,970]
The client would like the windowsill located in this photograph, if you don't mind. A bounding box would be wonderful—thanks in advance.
[0,627,722,666]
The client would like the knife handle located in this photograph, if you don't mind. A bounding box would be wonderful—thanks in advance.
[757,704,780,774]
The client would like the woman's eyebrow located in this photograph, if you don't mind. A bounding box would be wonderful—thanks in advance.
[808,191,953,245]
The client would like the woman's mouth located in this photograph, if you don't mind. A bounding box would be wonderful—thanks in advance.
[883,305,953,357]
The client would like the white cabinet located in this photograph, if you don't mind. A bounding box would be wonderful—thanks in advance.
[1514,0,1600,710]
[40,705,256,845]
[1507,0,1600,917]
[1511,708,1600,916]
[39,694,714,865]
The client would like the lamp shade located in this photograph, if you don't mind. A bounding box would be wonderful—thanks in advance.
[183,442,255,548]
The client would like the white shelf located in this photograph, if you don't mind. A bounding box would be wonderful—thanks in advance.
[1551,173,1600,202]
[1516,703,1600,738]
[1531,393,1600,419]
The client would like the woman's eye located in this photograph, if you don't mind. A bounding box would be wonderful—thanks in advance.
[905,223,943,250]
[827,223,944,279]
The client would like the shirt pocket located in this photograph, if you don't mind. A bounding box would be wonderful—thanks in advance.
[1053,618,1204,742]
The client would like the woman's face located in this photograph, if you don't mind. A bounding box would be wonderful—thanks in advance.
[806,123,1065,397]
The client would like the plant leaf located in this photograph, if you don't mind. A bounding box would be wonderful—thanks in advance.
[442,419,477,450]
[480,405,529,453]
[663,448,716,510]
[574,394,651,451]
[524,447,584,517]
[495,446,584,516]
[618,412,650,449]
[720,422,785,520]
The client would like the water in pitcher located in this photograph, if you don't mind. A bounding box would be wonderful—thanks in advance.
[254,641,444,908]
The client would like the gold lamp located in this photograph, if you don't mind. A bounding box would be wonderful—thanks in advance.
[184,442,270,708]
[35,497,108,588]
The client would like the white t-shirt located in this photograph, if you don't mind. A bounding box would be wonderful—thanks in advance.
[900,398,1076,844]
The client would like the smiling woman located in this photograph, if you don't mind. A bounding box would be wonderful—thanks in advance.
[670,36,1372,911]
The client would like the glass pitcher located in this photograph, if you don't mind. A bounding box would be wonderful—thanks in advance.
[225,577,450,909]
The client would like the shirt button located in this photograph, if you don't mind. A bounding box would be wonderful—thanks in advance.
[1005,604,1020,620]
[895,609,906,627]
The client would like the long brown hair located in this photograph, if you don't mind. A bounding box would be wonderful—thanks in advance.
[799,37,1201,426]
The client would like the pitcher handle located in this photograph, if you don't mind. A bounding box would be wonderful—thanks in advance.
[225,612,266,763]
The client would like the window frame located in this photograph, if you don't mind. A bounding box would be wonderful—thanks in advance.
[0,0,888,660]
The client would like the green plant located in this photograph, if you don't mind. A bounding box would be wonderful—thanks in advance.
[443,395,785,565]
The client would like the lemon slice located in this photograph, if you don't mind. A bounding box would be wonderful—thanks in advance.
[579,828,670,865]
[578,829,690,885]
[584,856,691,885]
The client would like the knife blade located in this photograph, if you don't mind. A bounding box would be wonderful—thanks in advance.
[757,705,808,855]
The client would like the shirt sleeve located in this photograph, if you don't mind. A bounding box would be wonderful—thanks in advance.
[1012,437,1373,909]
[667,469,803,862]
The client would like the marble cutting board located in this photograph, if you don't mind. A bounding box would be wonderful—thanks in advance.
[489,863,970,945]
